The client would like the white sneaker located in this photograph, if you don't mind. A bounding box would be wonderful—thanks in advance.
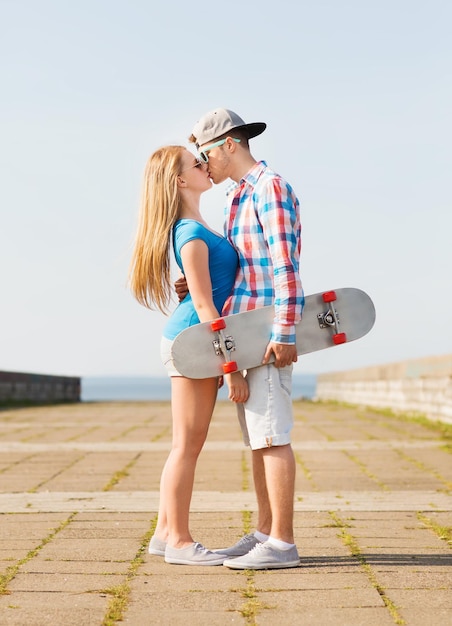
[223,541,300,570]
[165,542,227,566]
[213,533,261,556]
[148,535,166,556]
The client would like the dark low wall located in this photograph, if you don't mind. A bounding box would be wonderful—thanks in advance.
[0,371,81,404]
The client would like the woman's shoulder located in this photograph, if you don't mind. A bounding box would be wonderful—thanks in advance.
[174,218,206,236]
[174,219,220,243]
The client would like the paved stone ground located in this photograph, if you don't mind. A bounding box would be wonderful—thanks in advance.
[0,400,451,625]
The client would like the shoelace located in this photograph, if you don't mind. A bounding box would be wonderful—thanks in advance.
[247,542,267,556]
[239,535,256,547]
[193,542,211,555]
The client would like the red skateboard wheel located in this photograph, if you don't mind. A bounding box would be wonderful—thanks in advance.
[222,361,238,374]
[322,291,337,303]
[333,332,347,345]
[211,318,226,331]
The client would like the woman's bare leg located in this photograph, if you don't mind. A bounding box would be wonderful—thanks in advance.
[153,376,218,548]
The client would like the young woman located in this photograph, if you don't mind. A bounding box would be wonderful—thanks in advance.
[129,145,248,565]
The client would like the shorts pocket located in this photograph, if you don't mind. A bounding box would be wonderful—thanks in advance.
[278,367,292,395]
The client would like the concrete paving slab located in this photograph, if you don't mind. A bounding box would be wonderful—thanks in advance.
[250,587,386,608]
[384,588,452,609]
[0,439,445,452]
[6,572,124,593]
[37,536,141,562]
[19,559,130,575]
[122,608,241,625]
[253,571,371,590]
[398,608,452,626]
[0,489,450,513]
[125,588,243,612]
[133,571,242,593]
[255,608,395,626]
[0,591,108,626]
[376,570,452,589]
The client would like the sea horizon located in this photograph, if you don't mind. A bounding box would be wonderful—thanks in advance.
[81,374,317,402]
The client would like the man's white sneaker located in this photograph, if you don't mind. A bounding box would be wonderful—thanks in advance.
[223,541,300,570]
[213,533,261,557]
[165,542,227,566]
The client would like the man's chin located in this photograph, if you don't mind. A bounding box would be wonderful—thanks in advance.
[210,174,227,185]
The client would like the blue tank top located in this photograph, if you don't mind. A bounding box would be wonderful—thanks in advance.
[163,219,238,339]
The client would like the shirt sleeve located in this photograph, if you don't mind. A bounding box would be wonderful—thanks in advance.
[174,221,208,272]
[257,177,304,343]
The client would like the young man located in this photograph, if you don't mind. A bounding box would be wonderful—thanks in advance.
[189,108,304,569]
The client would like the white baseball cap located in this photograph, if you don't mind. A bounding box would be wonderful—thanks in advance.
[191,108,266,147]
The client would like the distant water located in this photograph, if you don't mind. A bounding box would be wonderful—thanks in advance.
[81,374,317,402]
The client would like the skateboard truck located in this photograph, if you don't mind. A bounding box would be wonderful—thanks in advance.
[318,291,347,345]
[210,318,238,374]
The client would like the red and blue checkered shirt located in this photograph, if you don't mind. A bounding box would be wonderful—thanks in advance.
[221,161,304,344]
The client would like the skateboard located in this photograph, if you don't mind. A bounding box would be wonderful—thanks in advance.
[171,288,376,378]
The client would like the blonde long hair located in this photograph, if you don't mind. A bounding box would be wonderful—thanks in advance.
[129,145,184,312]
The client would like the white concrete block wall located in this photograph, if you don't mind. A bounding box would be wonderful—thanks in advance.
[316,354,452,424]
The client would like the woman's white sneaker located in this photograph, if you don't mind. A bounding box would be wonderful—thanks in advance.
[165,542,228,566]
[148,535,166,556]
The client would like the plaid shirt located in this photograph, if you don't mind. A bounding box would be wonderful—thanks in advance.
[222,161,304,344]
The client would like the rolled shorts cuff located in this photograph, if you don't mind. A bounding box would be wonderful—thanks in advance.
[250,433,292,451]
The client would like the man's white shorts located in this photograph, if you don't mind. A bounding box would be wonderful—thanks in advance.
[236,364,294,450]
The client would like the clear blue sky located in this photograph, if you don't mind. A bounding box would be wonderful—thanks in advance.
[1,0,451,377]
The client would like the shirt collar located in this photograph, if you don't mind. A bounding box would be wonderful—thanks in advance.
[225,160,267,197]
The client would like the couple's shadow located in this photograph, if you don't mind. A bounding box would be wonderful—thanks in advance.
[301,553,452,568]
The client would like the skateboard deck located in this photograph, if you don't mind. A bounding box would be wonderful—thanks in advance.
[171,287,376,379]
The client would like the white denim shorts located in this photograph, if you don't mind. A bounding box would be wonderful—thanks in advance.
[236,364,294,450]
[160,336,183,377]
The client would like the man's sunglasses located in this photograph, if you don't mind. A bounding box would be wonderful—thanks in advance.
[198,138,241,163]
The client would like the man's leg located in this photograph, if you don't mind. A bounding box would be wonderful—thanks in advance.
[220,365,297,561]
[222,363,300,568]
[248,364,295,541]
[251,448,272,536]
[223,443,299,569]
[260,443,296,543]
